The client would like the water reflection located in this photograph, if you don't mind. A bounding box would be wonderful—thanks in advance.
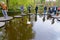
[1,15,34,40]
[1,14,60,40]
[33,15,60,40]
[42,16,45,22]
[51,18,55,24]
[47,14,52,20]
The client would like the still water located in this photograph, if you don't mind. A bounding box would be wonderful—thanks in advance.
[32,15,60,40]
[0,15,60,40]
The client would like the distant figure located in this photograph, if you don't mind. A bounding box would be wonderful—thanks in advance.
[48,7,53,14]
[35,5,38,14]
[57,7,60,12]
[35,5,38,21]
[0,2,8,18]
[53,6,57,15]
[20,5,24,14]
[27,5,31,13]
[57,7,60,16]
[44,6,47,16]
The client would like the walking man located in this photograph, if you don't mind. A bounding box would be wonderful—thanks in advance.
[44,5,47,16]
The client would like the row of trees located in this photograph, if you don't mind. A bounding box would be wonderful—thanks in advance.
[8,0,34,9]
[2,0,59,12]
[1,0,60,9]
[0,0,45,9]
[6,0,45,9]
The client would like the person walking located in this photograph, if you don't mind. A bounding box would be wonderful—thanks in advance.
[35,5,38,21]
[35,5,38,14]
[0,2,8,18]
[53,6,57,15]
[48,7,53,14]
[44,5,47,16]
[27,5,31,13]
[20,5,24,14]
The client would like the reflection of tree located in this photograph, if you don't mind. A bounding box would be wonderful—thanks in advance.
[18,18,35,40]
[5,16,34,40]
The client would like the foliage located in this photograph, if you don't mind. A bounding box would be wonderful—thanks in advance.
[8,0,34,10]
[40,0,45,3]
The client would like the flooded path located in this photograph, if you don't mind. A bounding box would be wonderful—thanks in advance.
[32,15,60,40]
[0,14,60,40]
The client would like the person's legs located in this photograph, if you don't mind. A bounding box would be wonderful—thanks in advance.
[4,10,8,18]
[44,10,46,17]
[2,10,8,18]
[21,10,24,14]
[54,11,56,15]
[29,10,31,13]
[36,10,37,14]
[2,10,6,18]
[44,10,46,13]
[53,9,56,15]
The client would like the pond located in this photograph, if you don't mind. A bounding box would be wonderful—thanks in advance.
[0,14,60,40]
[32,15,60,40]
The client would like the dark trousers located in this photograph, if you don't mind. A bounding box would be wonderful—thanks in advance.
[54,11,56,15]
[36,10,38,13]
[29,10,31,13]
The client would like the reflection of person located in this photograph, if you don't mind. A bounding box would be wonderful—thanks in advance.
[43,17,45,22]
[0,2,8,18]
